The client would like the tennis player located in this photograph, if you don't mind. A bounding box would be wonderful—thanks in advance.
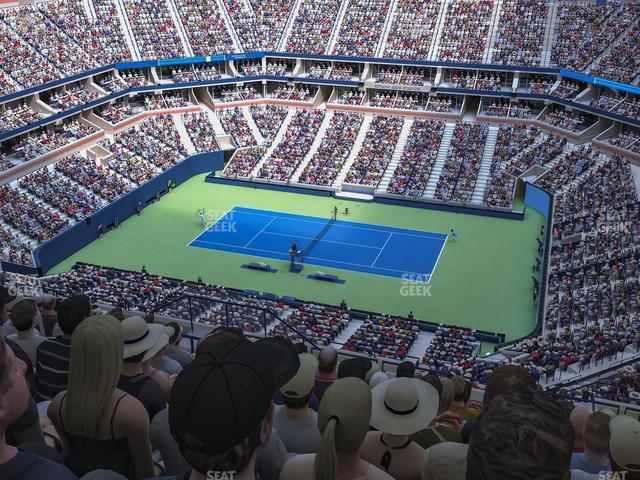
[449,229,459,243]
[196,209,207,227]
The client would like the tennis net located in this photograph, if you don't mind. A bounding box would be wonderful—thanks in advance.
[301,211,337,261]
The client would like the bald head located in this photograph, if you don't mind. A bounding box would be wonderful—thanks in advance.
[570,405,590,450]
[318,346,337,374]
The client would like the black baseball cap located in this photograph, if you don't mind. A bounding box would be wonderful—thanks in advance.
[169,336,300,454]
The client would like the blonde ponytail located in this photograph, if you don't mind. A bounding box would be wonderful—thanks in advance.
[313,416,339,480]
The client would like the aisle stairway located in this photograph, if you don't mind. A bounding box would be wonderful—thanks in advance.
[290,111,335,183]
[422,122,455,199]
[249,109,296,177]
[470,125,499,204]
[376,117,415,193]
[333,114,375,187]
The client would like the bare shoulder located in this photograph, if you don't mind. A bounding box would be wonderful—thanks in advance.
[113,390,150,430]
[280,454,315,480]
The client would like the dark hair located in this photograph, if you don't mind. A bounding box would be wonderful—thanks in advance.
[483,365,536,409]
[10,299,38,332]
[396,361,415,378]
[108,308,125,321]
[143,312,155,324]
[420,374,443,398]
[467,389,574,480]
[583,412,611,456]
[282,391,313,410]
[294,342,308,354]
[337,357,371,380]
[123,351,146,364]
[196,328,244,357]
[181,428,261,475]
[57,295,92,336]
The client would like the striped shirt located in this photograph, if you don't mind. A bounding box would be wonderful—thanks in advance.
[35,337,72,402]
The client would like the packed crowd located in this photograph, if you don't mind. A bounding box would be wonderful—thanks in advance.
[10,121,96,162]
[535,145,599,192]
[250,105,288,142]
[223,0,262,52]
[449,71,476,90]
[270,304,349,346]
[54,155,132,202]
[343,315,419,360]
[436,0,494,63]
[257,109,325,182]
[421,326,479,373]
[608,131,640,154]
[541,107,591,133]
[332,0,391,58]
[18,168,105,221]
[509,101,534,119]
[0,224,33,266]
[503,133,567,176]
[285,0,340,54]
[377,68,426,86]
[426,95,455,113]
[182,112,219,152]
[307,63,354,81]
[217,86,260,102]
[483,99,510,117]
[435,122,488,204]
[483,125,538,208]
[173,0,234,56]
[492,0,547,67]
[273,86,313,102]
[122,0,185,59]
[298,111,364,186]
[98,102,143,124]
[222,146,266,177]
[334,89,365,105]
[387,119,445,197]
[0,105,46,135]
[382,0,440,60]
[370,92,420,110]
[474,74,504,91]
[552,80,583,100]
[170,65,222,83]
[47,86,100,112]
[590,19,640,85]
[248,0,293,51]
[219,108,257,148]
[344,115,403,186]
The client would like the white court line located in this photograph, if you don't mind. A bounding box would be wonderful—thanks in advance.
[430,237,448,280]
[233,208,447,240]
[243,216,277,248]
[186,207,234,247]
[370,233,393,267]
[259,230,382,250]
[191,238,435,281]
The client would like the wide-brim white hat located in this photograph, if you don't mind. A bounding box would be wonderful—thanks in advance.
[122,316,167,361]
[370,377,439,435]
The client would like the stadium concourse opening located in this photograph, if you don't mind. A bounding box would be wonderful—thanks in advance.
[189,207,447,281]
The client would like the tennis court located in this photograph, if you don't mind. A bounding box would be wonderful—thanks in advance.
[189,207,447,281]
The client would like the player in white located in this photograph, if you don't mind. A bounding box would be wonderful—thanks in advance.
[196,208,207,227]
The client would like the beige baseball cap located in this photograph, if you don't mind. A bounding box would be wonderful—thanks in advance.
[609,415,640,472]
[280,353,318,398]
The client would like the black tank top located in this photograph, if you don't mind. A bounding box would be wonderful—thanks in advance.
[59,393,133,479]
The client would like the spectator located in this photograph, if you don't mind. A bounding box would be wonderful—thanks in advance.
[47,315,155,478]
[274,353,322,454]
[449,376,479,421]
[571,412,612,475]
[149,326,182,376]
[314,346,337,401]
[337,357,372,381]
[163,323,192,368]
[39,296,58,337]
[361,377,438,480]
[280,377,394,480]
[609,415,640,480]
[6,299,45,366]
[35,295,92,402]
[396,361,416,378]
[0,340,77,479]
[117,316,167,420]
[167,336,299,479]
[467,389,574,480]
[570,406,590,452]
[369,371,389,389]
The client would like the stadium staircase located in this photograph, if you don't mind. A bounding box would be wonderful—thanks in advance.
[290,110,335,183]
[375,117,415,194]
[540,0,559,67]
[171,114,197,155]
[166,0,195,57]
[483,0,503,64]
[242,108,265,146]
[82,0,96,20]
[470,124,499,205]
[277,0,303,51]
[428,0,451,61]
[332,114,374,188]
[201,107,230,138]
[375,0,400,58]
[215,0,244,52]
[113,0,142,60]
[249,108,296,177]
[326,0,350,55]
[422,122,455,199]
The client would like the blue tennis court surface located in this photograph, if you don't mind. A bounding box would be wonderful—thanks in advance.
[189,207,447,281]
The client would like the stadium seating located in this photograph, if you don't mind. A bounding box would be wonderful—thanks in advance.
[219,108,257,148]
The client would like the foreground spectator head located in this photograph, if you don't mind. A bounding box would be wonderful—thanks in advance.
[57,295,92,336]
[609,415,640,478]
[0,340,29,435]
[368,371,389,389]
[121,316,167,363]
[337,357,372,380]
[467,389,574,480]
[281,353,319,406]
[169,336,299,478]
[9,299,39,332]
[370,377,439,435]
[439,377,454,413]
[317,346,337,375]
[314,377,373,479]
[584,412,611,457]
[483,365,537,409]
[396,361,415,378]
[62,315,123,437]
[165,322,182,346]
[570,405,590,450]
[0,287,17,323]
[196,326,244,356]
